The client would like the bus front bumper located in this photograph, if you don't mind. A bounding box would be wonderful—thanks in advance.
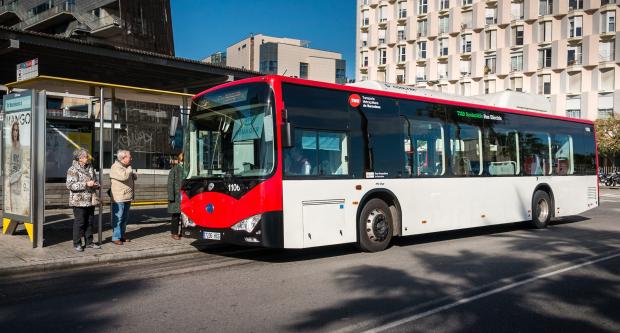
[182,211,283,248]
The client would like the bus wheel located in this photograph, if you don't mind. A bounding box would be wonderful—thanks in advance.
[358,198,393,252]
[531,190,552,229]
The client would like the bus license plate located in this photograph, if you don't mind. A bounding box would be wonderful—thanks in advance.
[203,231,221,240]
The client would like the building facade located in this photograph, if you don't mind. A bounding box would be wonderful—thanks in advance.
[0,0,174,55]
[356,0,620,120]
[222,34,347,84]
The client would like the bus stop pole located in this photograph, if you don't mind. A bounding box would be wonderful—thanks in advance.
[98,87,104,245]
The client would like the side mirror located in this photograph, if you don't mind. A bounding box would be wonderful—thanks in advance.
[281,122,293,148]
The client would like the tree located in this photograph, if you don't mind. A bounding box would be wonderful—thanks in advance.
[595,117,620,171]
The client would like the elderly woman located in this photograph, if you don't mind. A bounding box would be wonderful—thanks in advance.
[66,148,101,252]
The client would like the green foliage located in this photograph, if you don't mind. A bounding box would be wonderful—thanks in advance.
[595,117,620,168]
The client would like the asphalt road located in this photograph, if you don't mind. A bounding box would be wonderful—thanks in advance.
[1,188,620,333]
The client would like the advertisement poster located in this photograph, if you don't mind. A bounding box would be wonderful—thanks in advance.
[46,125,93,179]
[3,91,32,218]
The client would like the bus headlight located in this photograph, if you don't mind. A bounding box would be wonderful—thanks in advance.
[231,214,262,233]
[181,213,195,228]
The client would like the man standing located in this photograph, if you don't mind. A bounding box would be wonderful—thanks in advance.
[110,149,136,245]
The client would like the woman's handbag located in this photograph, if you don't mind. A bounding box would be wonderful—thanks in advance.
[91,192,101,206]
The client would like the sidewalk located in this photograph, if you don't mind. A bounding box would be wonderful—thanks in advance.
[0,206,210,275]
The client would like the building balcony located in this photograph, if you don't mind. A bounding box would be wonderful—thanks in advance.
[17,1,77,32]
[88,14,122,37]
[0,1,24,26]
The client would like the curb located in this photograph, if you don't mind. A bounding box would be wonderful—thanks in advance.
[0,244,207,275]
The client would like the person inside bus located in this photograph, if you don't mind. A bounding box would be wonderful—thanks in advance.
[285,147,312,175]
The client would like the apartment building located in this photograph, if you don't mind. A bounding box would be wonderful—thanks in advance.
[0,0,174,55]
[222,34,347,84]
[356,0,620,120]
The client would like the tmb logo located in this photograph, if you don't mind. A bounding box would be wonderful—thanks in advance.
[349,94,361,108]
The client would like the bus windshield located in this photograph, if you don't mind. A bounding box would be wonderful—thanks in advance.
[187,82,275,178]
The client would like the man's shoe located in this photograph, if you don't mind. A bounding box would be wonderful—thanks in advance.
[75,245,84,252]
[171,234,181,240]
[121,238,131,242]
[86,243,101,249]
[112,240,123,245]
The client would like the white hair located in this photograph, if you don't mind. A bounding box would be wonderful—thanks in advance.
[116,149,130,161]
[73,148,89,161]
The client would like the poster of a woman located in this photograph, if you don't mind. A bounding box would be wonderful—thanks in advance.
[3,118,31,217]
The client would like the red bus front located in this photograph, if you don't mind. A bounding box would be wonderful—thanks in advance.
[180,77,284,247]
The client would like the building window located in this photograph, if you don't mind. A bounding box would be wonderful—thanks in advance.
[462,10,473,29]
[418,0,428,15]
[398,45,407,62]
[569,16,583,38]
[511,52,523,71]
[378,48,387,65]
[438,62,448,79]
[461,34,472,53]
[511,1,524,20]
[461,82,471,96]
[377,70,386,82]
[336,67,346,82]
[462,0,473,6]
[418,41,427,58]
[460,59,471,77]
[539,21,552,42]
[485,6,497,25]
[260,61,278,74]
[598,93,615,118]
[539,74,552,94]
[485,80,496,94]
[440,0,450,10]
[485,56,496,75]
[378,28,386,44]
[379,5,387,22]
[600,68,615,91]
[511,76,523,92]
[439,15,449,34]
[361,51,369,67]
[566,96,581,118]
[398,2,407,18]
[538,47,552,68]
[418,20,428,37]
[397,26,406,41]
[416,66,427,82]
[539,0,553,16]
[602,11,616,33]
[512,26,524,45]
[569,0,583,10]
[567,44,582,65]
[361,32,368,47]
[396,69,406,84]
[485,30,497,50]
[568,72,582,94]
[439,38,449,56]
[600,40,615,62]
[362,10,369,26]
[299,63,308,79]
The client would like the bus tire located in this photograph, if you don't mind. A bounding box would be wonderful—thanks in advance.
[358,198,393,252]
[531,190,552,229]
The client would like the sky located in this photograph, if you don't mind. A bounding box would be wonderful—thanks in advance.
[170,0,356,79]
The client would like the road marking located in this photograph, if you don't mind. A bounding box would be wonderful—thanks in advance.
[361,250,620,333]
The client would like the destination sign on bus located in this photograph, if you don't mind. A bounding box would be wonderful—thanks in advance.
[456,110,503,121]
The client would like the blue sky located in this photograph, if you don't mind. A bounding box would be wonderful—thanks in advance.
[171,0,356,79]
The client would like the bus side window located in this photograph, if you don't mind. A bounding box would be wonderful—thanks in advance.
[484,129,519,176]
[552,134,574,175]
[521,132,552,176]
[410,121,445,176]
[449,124,482,176]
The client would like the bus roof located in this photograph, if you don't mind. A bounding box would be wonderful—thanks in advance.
[193,75,594,126]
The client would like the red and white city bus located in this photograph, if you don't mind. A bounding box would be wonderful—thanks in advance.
[180,75,598,252]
